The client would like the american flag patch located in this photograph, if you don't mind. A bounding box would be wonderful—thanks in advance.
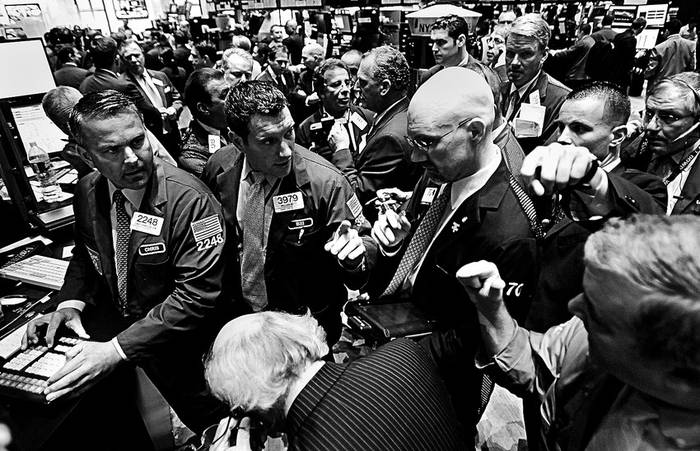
[190,215,223,242]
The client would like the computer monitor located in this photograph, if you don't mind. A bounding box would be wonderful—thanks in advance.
[0,39,55,100]
[10,103,67,155]
[334,14,353,33]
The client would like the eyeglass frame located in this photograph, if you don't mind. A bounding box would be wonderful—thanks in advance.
[405,116,472,153]
[644,78,700,126]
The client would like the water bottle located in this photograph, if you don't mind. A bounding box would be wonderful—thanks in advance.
[26,142,61,202]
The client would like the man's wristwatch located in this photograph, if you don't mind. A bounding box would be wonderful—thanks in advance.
[578,158,600,185]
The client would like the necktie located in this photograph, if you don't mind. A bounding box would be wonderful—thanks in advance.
[382,183,452,297]
[240,173,268,311]
[506,90,521,122]
[113,190,131,315]
[141,75,164,109]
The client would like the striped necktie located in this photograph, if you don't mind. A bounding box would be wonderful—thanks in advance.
[382,184,451,297]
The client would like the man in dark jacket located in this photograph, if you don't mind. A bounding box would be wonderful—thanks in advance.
[202,81,377,347]
[22,91,230,433]
[501,14,571,153]
[329,46,420,221]
[205,312,467,451]
[608,18,647,92]
[297,59,373,169]
[178,68,230,176]
[119,40,183,156]
[53,45,90,90]
[80,36,163,141]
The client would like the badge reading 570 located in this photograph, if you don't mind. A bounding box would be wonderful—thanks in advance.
[190,215,224,251]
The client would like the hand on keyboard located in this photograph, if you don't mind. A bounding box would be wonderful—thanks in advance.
[44,340,122,402]
[21,308,90,349]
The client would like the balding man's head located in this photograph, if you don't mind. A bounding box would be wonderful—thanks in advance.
[408,68,497,182]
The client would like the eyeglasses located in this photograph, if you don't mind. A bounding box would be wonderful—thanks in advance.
[406,117,471,153]
[643,109,692,126]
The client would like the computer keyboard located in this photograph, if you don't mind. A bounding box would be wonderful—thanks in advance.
[0,255,68,290]
[0,336,85,403]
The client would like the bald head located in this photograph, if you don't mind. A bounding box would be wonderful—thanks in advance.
[410,67,495,132]
[408,68,498,182]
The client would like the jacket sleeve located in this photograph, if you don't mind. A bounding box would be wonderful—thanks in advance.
[115,191,226,361]
[341,133,413,205]
[476,316,587,401]
[53,186,101,307]
[323,174,378,290]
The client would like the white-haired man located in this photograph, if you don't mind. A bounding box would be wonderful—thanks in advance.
[205,311,466,451]
[460,214,700,450]
[501,13,570,153]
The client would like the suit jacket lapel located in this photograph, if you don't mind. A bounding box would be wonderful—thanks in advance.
[672,158,700,214]
[90,177,119,303]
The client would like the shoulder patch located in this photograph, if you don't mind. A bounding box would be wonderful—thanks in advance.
[346,194,363,219]
[191,215,223,242]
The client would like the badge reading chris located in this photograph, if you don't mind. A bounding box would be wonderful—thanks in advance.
[191,215,224,251]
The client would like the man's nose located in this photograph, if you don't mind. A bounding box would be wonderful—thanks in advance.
[645,113,662,132]
[510,54,521,66]
[280,141,293,158]
[124,147,138,164]
[410,146,428,164]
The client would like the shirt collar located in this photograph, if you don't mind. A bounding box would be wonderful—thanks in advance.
[601,156,622,172]
[99,68,119,78]
[63,62,78,67]
[197,119,222,136]
[107,180,146,210]
[241,156,280,186]
[450,145,502,209]
[373,96,406,128]
[510,70,542,98]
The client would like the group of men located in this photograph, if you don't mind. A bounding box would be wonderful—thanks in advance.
[22,10,700,451]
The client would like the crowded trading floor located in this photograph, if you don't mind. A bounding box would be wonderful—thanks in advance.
[0,1,697,450]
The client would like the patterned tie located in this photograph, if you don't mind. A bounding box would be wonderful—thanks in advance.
[382,183,452,297]
[506,90,521,122]
[113,190,131,315]
[240,173,268,311]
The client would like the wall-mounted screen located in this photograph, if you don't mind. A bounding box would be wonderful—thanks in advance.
[0,39,54,99]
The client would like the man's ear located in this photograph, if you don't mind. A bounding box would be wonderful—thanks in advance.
[466,119,487,143]
[379,79,392,97]
[196,101,209,117]
[610,124,628,147]
[77,143,94,164]
[540,47,549,64]
[229,130,245,149]
[456,34,467,48]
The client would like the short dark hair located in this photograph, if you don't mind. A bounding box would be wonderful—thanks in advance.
[225,81,288,139]
[601,14,613,27]
[89,35,118,69]
[430,15,469,41]
[567,81,631,126]
[365,45,410,93]
[174,30,188,46]
[195,42,218,63]
[268,43,288,62]
[313,58,350,95]
[666,19,682,35]
[632,17,647,31]
[69,90,142,146]
[185,68,225,113]
[57,45,77,65]
[579,23,592,35]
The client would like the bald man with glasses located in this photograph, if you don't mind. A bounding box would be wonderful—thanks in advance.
[365,67,540,432]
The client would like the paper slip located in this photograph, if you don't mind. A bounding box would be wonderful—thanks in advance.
[515,103,546,138]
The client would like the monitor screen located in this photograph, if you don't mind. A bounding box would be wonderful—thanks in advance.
[11,103,68,155]
[0,39,55,99]
[334,14,353,33]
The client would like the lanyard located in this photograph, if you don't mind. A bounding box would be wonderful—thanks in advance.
[663,142,700,186]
